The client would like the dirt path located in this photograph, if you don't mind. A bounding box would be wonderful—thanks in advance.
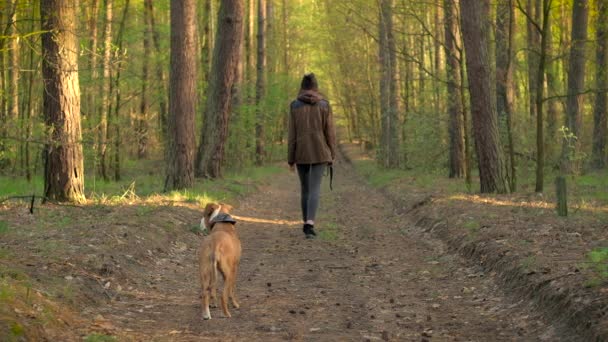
[92,157,567,341]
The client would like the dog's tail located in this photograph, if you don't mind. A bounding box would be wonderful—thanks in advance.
[210,251,219,288]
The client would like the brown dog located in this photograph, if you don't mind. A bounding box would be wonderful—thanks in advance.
[199,203,241,320]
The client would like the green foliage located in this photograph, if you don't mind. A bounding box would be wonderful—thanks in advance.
[584,247,608,287]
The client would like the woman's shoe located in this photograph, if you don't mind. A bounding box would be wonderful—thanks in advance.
[303,223,317,239]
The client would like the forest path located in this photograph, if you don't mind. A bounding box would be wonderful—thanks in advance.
[95,154,562,341]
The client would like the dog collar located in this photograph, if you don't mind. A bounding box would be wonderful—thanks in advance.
[210,213,237,229]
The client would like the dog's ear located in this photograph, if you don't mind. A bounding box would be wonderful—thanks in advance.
[219,203,233,213]
[203,203,217,217]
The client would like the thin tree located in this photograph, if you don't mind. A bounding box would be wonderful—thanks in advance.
[195,0,244,178]
[378,0,399,168]
[443,0,465,178]
[533,0,552,192]
[496,0,516,190]
[255,0,266,165]
[561,0,589,174]
[165,0,197,190]
[460,0,509,193]
[40,0,85,202]
[144,0,168,138]
[526,0,541,120]
[98,0,113,181]
[84,0,100,121]
[7,0,19,169]
[111,0,130,181]
[138,0,151,159]
[592,0,607,169]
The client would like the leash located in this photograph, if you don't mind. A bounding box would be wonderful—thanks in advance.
[328,163,333,191]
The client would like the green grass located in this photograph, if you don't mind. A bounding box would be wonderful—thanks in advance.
[84,333,117,342]
[0,164,284,206]
[318,221,339,241]
[0,220,9,234]
[583,247,608,287]
[354,159,469,193]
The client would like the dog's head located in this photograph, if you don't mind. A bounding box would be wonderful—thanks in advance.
[200,203,233,233]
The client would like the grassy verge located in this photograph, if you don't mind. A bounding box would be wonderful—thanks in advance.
[343,142,608,340]
[0,161,286,339]
[0,163,284,206]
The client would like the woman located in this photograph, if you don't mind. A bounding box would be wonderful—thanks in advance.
[288,73,336,239]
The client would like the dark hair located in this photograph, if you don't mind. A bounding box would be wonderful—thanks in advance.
[300,73,318,91]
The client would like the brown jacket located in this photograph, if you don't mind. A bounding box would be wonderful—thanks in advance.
[288,90,336,165]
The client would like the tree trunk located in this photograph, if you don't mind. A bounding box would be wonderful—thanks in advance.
[24,20,35,182]
[200,0,212,84]
[195,0,244,179]
[379,0,399,168]
[561,0,588,174]
[85,0,99,120]
[7,0,19,142]
[545,11,560,158]
[165,0,197,190]
[526,0,541,120]
[592,0,607,169]
[534,0,551,193]
[444,0,465,178]
[138,0,151,159]
[111,0,129,181]
[41,0,85,203]
[99,0,113,181]
[145,0,168,139]
[460,0,508,193]
[496,0,516,190]
[255,0,266,165]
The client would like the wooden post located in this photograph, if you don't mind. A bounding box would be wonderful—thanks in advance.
[555,176,568,216]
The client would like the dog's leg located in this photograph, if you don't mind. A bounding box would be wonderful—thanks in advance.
[220,287,231,318]
[219,262,232,318]
[210,286,218,308]
[229,265,240,309]
[202,288,212,320]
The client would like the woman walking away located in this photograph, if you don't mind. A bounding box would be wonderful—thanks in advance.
[288,73,336,239]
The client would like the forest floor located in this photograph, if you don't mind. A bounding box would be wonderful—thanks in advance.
[0,144,606,341]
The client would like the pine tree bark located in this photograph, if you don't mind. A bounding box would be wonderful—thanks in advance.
[165,0,197,190]
[255,0,266,165]
[592,0,607,169]
[561,0,588,174]
[444,0,465,178]
[195,0,244,178]
[41,0,85,203]
[460,0,508,193]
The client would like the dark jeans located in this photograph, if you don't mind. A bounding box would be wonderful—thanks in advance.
[296,163,327,222]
